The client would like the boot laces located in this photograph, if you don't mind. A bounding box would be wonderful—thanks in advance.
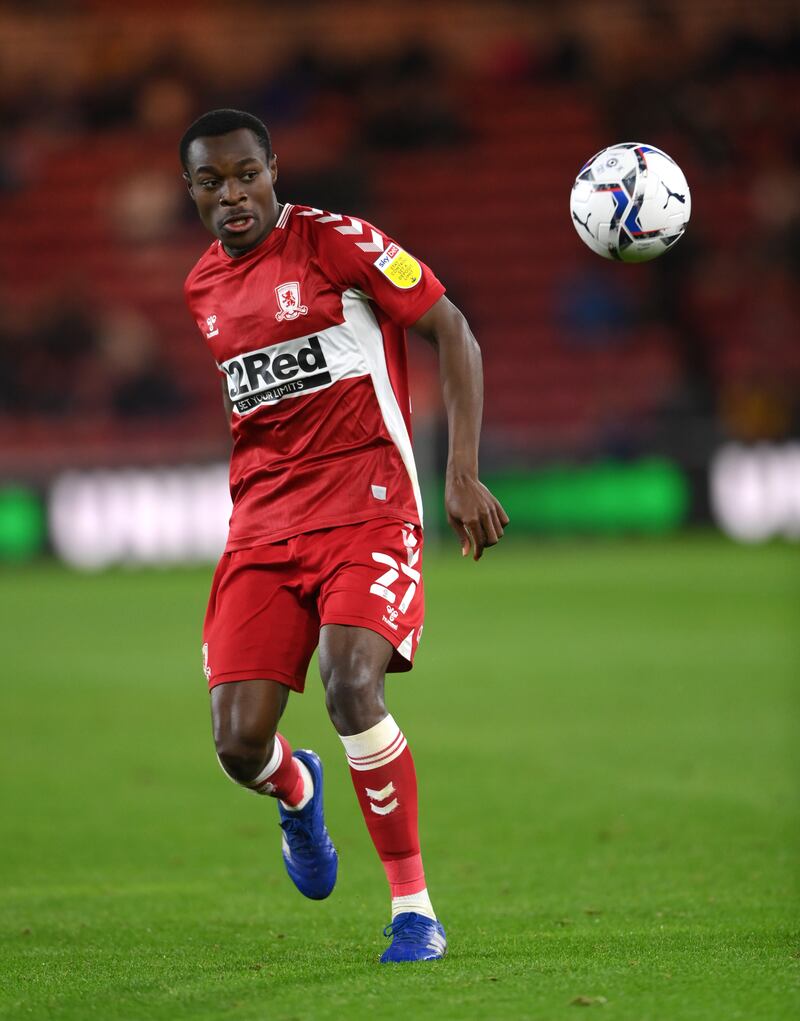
[280,814,318,858]
[383,914,434,942]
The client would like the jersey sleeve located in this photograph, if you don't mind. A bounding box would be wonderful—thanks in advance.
[304,212,446,327]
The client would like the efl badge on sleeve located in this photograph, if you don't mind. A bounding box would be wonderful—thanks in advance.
[275,282,309,322]
[373,244,422,289]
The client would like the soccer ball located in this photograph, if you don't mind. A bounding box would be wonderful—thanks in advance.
[569,143,691,262]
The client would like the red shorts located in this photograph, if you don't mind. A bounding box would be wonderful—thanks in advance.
[202,517,424,692]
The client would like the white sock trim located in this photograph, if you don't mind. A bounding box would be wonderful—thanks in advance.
[391,888,436,921]
[245,739,284,793]
[339,714,407,772]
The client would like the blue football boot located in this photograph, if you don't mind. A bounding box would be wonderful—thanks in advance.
[379,912,448,963]
[277,749,338,900]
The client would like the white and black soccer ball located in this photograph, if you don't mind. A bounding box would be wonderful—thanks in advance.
[570,142,691,262]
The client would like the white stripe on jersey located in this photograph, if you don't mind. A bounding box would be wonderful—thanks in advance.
[275,203,294,228]
[342,289,424,526]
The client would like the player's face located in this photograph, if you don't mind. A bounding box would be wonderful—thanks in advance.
[184,129,279,256]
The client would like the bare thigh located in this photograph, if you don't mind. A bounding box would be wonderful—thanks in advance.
[318,624,393,736]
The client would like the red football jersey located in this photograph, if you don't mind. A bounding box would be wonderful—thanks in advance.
[184,204,445,550]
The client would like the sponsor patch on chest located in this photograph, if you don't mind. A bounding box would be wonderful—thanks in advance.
[221,334,331,414]
[373,243,421,289]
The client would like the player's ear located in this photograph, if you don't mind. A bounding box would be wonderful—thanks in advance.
[182,169,195,199]
[269,154,278,185]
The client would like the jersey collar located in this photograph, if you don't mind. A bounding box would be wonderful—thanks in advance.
[216,204,293,263]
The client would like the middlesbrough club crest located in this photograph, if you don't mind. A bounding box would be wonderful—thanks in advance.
[275,281,309,322]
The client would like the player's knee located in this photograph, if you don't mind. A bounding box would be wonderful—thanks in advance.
[215,729,275,785]
[323,666,385,733]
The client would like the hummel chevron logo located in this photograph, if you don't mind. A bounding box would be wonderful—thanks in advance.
[366,781,398,816]
[298,209,385,254]
[355,229,384,253]
[334,216,365,236]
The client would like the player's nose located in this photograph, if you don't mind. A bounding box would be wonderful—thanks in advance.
[219,178,247,204]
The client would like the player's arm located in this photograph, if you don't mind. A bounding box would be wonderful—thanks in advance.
[221,379,233,425]
[413,295,509,561]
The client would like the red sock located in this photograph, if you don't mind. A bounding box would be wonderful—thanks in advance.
[340,715,426,897]
[243,732,305,806]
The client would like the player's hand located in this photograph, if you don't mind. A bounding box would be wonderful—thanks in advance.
[444,473,509,561]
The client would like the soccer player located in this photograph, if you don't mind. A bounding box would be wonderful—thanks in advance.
[181,109,508,963]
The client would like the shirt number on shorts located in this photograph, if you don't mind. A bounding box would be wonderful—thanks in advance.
[370,552,420,613]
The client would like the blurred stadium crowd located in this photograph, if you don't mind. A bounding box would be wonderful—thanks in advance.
[0,0,797,479]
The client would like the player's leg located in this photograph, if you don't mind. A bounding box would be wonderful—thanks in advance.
[212,678,306,804]
[204,546,337,898]
[318,624,431,911]
[319,623,446,961]
[211,678,337,899]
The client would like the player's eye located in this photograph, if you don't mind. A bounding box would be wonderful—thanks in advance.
[200,179,219,190]
[242,171,259,181]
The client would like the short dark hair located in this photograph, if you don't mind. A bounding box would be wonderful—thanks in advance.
[179,109,272,170]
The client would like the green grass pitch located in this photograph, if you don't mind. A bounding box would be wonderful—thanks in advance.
[1,535,797,1020]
